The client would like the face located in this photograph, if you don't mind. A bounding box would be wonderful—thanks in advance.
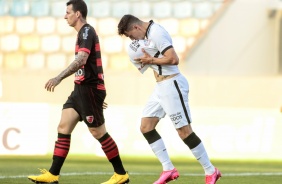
[124,25,145,40]
[64,4,78,27]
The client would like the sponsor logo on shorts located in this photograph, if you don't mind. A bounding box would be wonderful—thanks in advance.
[86,115,94,123]
[170,112,182,124]
[175,121,180,125]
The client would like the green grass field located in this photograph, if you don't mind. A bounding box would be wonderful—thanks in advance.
[0,155,281,184]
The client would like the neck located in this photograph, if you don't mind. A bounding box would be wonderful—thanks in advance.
[74,19,87,32]
[138,22,150,39]
[142,22,150,30]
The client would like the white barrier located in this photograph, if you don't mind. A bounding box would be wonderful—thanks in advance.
[0,103,49,155]
[1,103,282,160]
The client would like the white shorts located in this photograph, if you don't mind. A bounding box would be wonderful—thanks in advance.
[142,73,192,129]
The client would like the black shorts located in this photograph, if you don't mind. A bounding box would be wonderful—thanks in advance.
[63,84,106,127]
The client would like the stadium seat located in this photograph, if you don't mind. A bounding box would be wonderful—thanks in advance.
[97,18,117,36]
[0,0,10,16]
[153,1,172,18]
[108,53,131,71]
[15,17,35,34]
[112,1,130,18]
[103,35,123,53]
[159,18,179,36]
[173,1,193,18]
[179,19,200,37]
[0,17,14,34]
[50,1,66,17]
[26,53,45,70]
[194,2,213,19]
[41,35,61,53]
[56,19,75,35]
[4,53,25,69]
[10,0,30,16]
[30,0,49,17]
[36,18,56,34]
[90,1,111,18]
[1,34,20,52]
[171,36,186,53]
[46,54,66,70]
[61,36,76,53]
[131,1,151,18]
[21,35,40,52]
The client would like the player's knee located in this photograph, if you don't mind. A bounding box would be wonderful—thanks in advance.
[140,117,158,133]
[88,126,106,139]
[177,125,192,139]
[140,125,147,134]
[178,131,189,140]
[57,124,70,134]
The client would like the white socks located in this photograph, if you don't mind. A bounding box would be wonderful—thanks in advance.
[191,142,215,175]
[150,138,215,175]
[150,138,174,171]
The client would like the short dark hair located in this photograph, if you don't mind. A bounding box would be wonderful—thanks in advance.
[66,0,88,19]
[118,14,141,36]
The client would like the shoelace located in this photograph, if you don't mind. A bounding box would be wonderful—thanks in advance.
[39,168,48,174]
[37,168,59,182]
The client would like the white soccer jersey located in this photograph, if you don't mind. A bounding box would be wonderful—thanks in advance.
[127,20,180,75]
[128,40,150,74]
[127,20,191,128]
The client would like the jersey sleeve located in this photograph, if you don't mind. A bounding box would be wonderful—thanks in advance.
[78,26,95,54]
[151,25,173,55]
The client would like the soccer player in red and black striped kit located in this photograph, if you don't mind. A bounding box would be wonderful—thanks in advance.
[28,1,129,184]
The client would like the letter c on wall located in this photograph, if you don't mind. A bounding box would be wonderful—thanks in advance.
[2,128,20,150]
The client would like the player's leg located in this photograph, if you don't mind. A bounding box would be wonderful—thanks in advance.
[82,87,129,184]
[28,108,80,183]
[177,125,221,184]
[177,125,216,174]
[49,108,79,174]
[141,87,179,184]
[162,74,221,184]
[141,117,179,184]
[141,117,174,171]
[88,124,129,184]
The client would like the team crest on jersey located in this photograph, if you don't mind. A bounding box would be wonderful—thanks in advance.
[144,39,151,46]
[86,115,94,123]
[129,40,140,52]
[83,27,90,40]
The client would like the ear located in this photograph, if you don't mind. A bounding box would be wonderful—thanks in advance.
[76,11,80,18]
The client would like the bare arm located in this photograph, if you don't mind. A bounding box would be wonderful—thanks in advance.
[45,51,89,92]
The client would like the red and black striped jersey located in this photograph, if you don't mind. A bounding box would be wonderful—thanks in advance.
[74,24,105,90]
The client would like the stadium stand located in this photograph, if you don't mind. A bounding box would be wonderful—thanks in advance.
[0,0,232,71]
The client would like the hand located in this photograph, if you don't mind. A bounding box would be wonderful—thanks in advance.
[134,49,154,65]
[102,102,108,109]
[45,77,61,92]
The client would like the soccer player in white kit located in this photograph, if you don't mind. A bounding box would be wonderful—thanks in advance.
[118,14,221,184]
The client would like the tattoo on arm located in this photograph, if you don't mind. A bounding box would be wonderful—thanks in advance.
[56,52,88,81]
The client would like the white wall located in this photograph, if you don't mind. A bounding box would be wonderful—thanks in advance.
[184,0,277,76]
[177,0,282,109]
[1,103,282,160]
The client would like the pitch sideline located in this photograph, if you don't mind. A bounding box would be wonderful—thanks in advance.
[1,172,282,179]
